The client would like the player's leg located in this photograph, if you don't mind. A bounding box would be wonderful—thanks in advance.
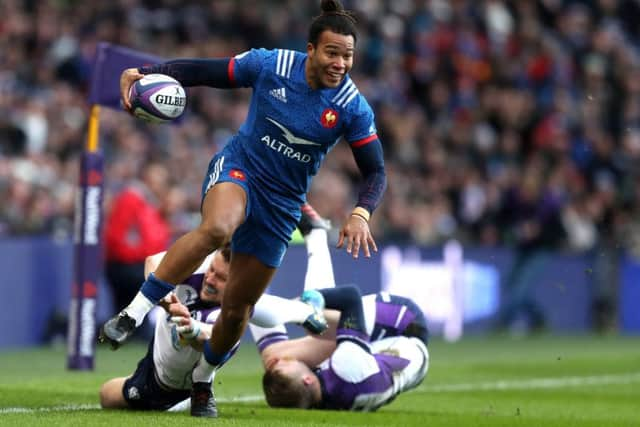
[214,253,276,354]
[248,203,334,368]
[190,253,276,417]
[99,377,129,409]
[370,336,430,391]
[250,293,328,335]
[154,181,246,283]
[249,293,332,369]
[252,294,340,369]
[100,179,247,349]
[299,203,336,290]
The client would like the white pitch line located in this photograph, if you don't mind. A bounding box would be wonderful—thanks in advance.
[416,372,640,393]
[0,404,101,414]
[2,372,639,414]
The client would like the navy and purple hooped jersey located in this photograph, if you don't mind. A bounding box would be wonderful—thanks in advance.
[363,292,429,345]
[316,330,429,411]
[228,48,378,202]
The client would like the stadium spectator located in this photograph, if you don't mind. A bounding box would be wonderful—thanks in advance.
[495,161,566,334]
[104,162,172,318]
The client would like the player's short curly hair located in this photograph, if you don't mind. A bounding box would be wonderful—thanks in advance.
[262,368,315,409]
[308,0,357,46]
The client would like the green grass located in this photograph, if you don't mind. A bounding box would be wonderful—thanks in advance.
[1,335,639,426]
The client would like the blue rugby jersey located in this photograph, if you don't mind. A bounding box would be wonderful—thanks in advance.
[229,48,378,202]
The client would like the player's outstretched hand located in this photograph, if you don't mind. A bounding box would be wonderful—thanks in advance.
[120,67,144,113]
[167,293,190,319]
[337,214,377,259]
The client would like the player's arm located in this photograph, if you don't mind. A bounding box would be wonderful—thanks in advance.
[267,285,371,365]
[137,59,235,88]
[167,299,214,351]
[338,129,387,259]
[121,48,266,111]
[259,309,340,368]
[350,138,386,217]
[176,319,213,352]
[120,58,234,111]
[260,285,372,368]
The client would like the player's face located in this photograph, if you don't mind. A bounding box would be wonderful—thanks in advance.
[306,30,354,89]
[200,251,229,304]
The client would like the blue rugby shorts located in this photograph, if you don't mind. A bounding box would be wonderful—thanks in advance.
[201,144,300,268]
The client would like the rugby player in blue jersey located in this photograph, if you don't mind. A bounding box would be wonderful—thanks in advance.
[99,0,386,417]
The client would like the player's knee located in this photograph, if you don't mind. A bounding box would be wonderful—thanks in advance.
[198,220,237,249]
[334,284,362,306]
[99,383,115,408]
[99,379,127,409]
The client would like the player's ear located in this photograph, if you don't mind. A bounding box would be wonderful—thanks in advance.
[307,42,315,56]
[302,374,314,386]
[265,357,279,371]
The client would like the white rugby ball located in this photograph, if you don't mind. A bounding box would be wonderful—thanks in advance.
[129,74,186,123]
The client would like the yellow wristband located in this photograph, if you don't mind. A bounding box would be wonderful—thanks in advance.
[351,207,370,222]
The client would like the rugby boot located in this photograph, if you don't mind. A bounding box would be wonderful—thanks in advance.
[297,203,331,236]
[98,311,136,350]
[300,289,328,335]
[190,381,218,418]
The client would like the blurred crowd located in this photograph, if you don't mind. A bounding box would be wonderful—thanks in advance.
[2,0,640,262]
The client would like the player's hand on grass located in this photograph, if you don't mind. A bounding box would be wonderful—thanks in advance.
[337,213,377,259]
[120,67,144,113]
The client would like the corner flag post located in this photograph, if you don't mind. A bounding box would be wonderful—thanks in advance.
[67,43,163,370]
[66,105,103,370]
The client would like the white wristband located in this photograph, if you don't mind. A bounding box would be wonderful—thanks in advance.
[171,317,202,340]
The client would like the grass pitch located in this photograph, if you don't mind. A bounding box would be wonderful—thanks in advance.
[0,335,638,426]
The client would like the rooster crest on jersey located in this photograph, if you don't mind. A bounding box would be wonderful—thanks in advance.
[129,74,187,123]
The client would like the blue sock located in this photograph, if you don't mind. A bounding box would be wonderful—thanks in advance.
[193,341,239,383]
[203,340,231,366]
[140,273,175,304]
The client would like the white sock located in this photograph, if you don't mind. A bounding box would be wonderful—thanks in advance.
[304,228,336,290]
[167,398,190,412]
[192,356,216,383]
[249,323,288,343]
[125,292,156,327]
[250,294,314,327]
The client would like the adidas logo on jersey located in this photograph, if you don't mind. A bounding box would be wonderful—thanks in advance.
[269,87,287,103]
